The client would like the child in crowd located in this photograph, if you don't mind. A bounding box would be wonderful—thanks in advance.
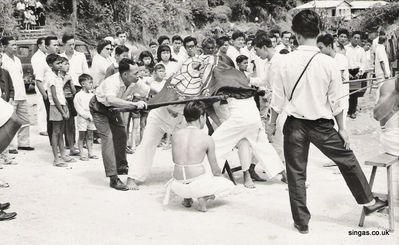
[138,51,156,74]
[148,63,167,97]
[73,74,98,161]
[59,57,79,156]
[45,54,74,167]
[236,55,249,78]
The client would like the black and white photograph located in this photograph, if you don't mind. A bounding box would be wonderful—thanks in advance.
[0,0,398,244]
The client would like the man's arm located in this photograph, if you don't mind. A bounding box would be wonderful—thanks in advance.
[374,79,397,121]
[35,80,47,99]
[379,61,389,79]
[206,136,222,176]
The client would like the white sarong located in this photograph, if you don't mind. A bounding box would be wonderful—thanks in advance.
[380,111,399,156]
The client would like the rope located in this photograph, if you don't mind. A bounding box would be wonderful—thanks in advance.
[342,77,383,84]
[335,77,396,101]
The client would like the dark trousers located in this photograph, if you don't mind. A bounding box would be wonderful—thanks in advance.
[283,116,373,226]
[348,69,367,115]
[43,94,52,145]
[89,96,128,177]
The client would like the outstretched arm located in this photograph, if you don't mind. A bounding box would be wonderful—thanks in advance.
[206,136,222,176]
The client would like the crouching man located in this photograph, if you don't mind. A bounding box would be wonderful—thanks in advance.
[163,101,234,212]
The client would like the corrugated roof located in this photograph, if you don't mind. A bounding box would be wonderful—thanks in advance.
[296,1,350,9]
[350,1,388,9]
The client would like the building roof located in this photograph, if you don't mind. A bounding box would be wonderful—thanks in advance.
[350,1,388,10]
[295,1,351,10]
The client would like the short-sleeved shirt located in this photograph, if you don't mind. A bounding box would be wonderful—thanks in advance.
[1,54,26,101]
[31,49,50,90]
[95,72,126,107]
[74,90,94,119]
[60,51,90,86]
[375,44,390,78]
[46,71,66,106]
[90,54,114,87]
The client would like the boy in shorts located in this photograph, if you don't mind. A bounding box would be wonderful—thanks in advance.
[73,74,98,161]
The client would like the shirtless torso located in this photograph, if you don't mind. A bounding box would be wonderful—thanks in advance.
[171,126,221,180]
[374,77,399,126]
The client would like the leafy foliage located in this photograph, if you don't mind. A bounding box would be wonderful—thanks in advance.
[0,0,18,36]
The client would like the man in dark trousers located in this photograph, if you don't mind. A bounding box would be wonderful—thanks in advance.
[268,10,387,234]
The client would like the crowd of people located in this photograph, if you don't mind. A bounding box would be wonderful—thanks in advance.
[15,0,46,30]
[0,9,397,235]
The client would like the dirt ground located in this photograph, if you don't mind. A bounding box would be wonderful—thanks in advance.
[0,91,398,245]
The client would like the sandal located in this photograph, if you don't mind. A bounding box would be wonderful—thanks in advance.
[62,156,76,163]
[79,156,89,161]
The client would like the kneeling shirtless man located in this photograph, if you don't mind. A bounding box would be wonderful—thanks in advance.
[163,101,234,212]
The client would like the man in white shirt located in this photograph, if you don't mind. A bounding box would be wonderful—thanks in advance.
[60,34,90,89]
[268,10,385,234]
[171,35,188,66]
[226,31,245,68]
[345,31,367,119]
[90,58,146,191]
[33,36,59,144]
[374,36,391,80]
[31,37,47,136]
[1,37,34,153]
[276,31,292,53]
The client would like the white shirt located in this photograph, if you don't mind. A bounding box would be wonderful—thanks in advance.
[345,44,366,71]
[334,53,350,108]
[90,54,114,87]
[270,46,343,120]
[250,52,282,89]
[46,71,66,106]
[2,54,26,100]
[16,2,25,10]
[0,97,13,128]
[74,90,94,120]
[275,43,291,53]
[157,61,179,80]
[226,46,242,68]
[31,49,50,90]
[148,77,166,94]
[95,72,126,107]
[375,44,390,78]
[61,51,90,87]
[171,47,188,67]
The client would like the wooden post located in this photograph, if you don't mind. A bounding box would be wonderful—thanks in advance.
[72,0,77,35]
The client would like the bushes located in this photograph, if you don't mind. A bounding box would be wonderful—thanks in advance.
[0,0,17,36]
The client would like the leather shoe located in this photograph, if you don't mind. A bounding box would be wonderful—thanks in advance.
[294,223,309,234]
[0,203,10,210]
[0,211,17,221]
[18,146,35,151]
[110,178,129,191]
[364,197,388,215]
[8,149,18,154]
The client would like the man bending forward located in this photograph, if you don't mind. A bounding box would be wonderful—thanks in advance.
[163,101,234,212]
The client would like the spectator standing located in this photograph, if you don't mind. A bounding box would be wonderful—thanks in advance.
[105,45,129,78]
[171,35,187,66]
[156,45,178,80]
[1,37,34,153]
[226,31,246,68]
[91,40,114,87]
[149,41,158,62]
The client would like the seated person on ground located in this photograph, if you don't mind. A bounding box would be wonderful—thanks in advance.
[163,101,234,212]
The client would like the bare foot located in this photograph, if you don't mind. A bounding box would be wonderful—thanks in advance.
[182,198,193,208]
[197,195,215,212]
[249,164,267,182]
[243,171,255,188]
[126,177,140,190]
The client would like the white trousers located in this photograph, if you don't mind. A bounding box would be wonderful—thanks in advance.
[35,86,47,133]
[212,98,284,179]
[129,107,184,182]
[10,100,30,149]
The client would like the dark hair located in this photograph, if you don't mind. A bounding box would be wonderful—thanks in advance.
[351,31,362,38]
[157,45,176,62]
[96,39,112,54]
[116,31,126,37]
[282,31,291,37]
[337,28,349,37]
[252,35,273,48]
[183,36,197,47]
[46,53,61,66]
[291,10,321,39]
[78,73,93,85]
[138,50,156,69]
[236,55,248,64]
[379,30,386,36]
[115,45,129,56]
[172,35,183,43]
[246,35,255,43]
[62,34,74,44]
[270,29,281,37]
[62,22,72,27]
[255,30,268,38]
[45,36,58,46]
[118,58,135,74]
[231,31,245,40]
[154,63,166,72]
[316,33,334,48]
[378,36,387,44]
[149,41,157,47]
[59,56,69,63]
[279,49,290,54]
[157,35,170,45]
[36,37,45,47]
[0,36,14,46]
[184,101,206,122]
[202,37,216,49]
[268,33,277,40]
[216,36,229,48]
